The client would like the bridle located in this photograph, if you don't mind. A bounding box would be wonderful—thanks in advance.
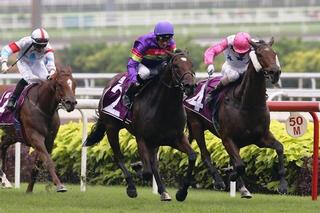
[161,52,195,90]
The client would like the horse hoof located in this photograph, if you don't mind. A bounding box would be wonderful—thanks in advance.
[56,185,67,192]
[278,180,288,195]
[160,192,172,201]
[239,186,252,199]
[213,181,226,191]
[241,191,252,199]
[176,188,188,202]
[1,182,13,189]
[126,187,138,198]
[277,187,288,195]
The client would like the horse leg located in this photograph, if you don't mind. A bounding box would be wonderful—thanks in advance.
[259,132,288,194]
[175,134,197,202]
[189,120,225,190]
[27,131,66,192]
[106,128,137,198]
[226,158,252,198]
[149,147,171,201]
[136,138,153,181]
[26,152,41,193]
[222,138,245,182]
[236,176,252,198]
[0,141,12,188]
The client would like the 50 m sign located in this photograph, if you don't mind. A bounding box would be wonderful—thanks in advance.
[285,112,308,138]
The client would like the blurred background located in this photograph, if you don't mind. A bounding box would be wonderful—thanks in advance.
[1,0,320,74]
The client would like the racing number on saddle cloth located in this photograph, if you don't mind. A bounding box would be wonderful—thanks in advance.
[185,83,206,111]
[0,92,12,113]
[103,76,126,117]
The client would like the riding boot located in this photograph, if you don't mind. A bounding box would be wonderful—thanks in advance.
[205,82,224,106]
[123,83,141,108]
[6,79,28,111]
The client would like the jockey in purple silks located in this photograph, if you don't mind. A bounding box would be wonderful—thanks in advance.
[0,28,56,111]
[123,21,177,107]
[204,32,252,103]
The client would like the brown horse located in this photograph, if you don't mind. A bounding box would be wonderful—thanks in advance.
[186,38,287,197]
[85,50,196,201]
[0,66,77,192]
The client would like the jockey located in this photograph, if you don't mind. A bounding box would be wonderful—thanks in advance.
[123,20,176,107]
[0,28,56,111]
[204,32,252,102]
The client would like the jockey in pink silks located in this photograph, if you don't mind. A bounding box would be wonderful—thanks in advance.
[204,32,252,102]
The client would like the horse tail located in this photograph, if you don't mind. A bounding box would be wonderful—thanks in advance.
[83,117,106,147]
[186,121,194,144]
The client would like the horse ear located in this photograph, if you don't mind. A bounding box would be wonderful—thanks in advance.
[248,39,258,49]
[67,65,72,73]
[268,37,274,46]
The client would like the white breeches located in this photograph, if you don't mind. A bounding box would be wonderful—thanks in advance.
[221,62,248,85]
[17,60,49,83]
[137,64,159,80]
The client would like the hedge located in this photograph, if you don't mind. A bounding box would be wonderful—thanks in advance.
[3,120,319,195]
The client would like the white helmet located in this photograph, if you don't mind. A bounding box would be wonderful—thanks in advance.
[31,28,49,48]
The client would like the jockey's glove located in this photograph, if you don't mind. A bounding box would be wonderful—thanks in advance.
[47,69,56,80]
[207,64,215,76]
[1,61,9,73]
[137,75,144,85]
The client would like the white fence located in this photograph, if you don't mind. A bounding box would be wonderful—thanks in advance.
[1,72,320,101]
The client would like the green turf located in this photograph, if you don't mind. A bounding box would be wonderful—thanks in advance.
[0,184,319,213]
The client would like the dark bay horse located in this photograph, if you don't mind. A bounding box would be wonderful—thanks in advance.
[85,50,197,201]
[186,38,288,197]
[0,66,77,192]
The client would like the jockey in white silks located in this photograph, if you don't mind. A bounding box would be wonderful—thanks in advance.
[0,28,56,111]
[204,32,252,102]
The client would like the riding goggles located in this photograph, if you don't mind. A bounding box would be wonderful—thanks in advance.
[156,35,173,42]
[32,38,48,49]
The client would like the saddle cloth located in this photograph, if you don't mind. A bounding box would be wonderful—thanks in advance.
[0,84,36,142]
[184,76,224,123]
[101,73,133,123]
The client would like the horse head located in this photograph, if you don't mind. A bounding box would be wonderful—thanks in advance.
[51,66,77,112]
[164,49,196,96]
[248,38,281,84]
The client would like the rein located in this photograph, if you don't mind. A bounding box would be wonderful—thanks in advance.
[160,52,194,89]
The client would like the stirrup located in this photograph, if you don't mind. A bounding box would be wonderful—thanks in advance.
[122,95,132,108]
[6,100,16,111]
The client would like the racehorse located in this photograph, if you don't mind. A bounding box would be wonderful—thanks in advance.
[85,50,197,201]
[185,38,288,197]
[0,66,77,192]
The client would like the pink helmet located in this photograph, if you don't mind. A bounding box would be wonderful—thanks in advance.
[233,32,251,54]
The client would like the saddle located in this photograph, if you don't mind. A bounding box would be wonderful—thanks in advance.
[0,84,37,143]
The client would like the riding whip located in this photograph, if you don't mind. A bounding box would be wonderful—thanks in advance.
[1,43,33,73]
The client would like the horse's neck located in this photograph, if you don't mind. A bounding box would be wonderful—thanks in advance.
[153,81,183,109]
[34,81,59,116]
[237,63,267,108]
[145,74,183,112]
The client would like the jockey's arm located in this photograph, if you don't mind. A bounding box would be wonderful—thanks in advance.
[44,44,56,76]
[203,38,228,65]
[127,40,146,84]
[1,41,21,65]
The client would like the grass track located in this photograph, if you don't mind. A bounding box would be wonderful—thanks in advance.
[0,184,319,213]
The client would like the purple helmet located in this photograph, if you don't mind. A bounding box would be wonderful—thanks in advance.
[154,21,174,36]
